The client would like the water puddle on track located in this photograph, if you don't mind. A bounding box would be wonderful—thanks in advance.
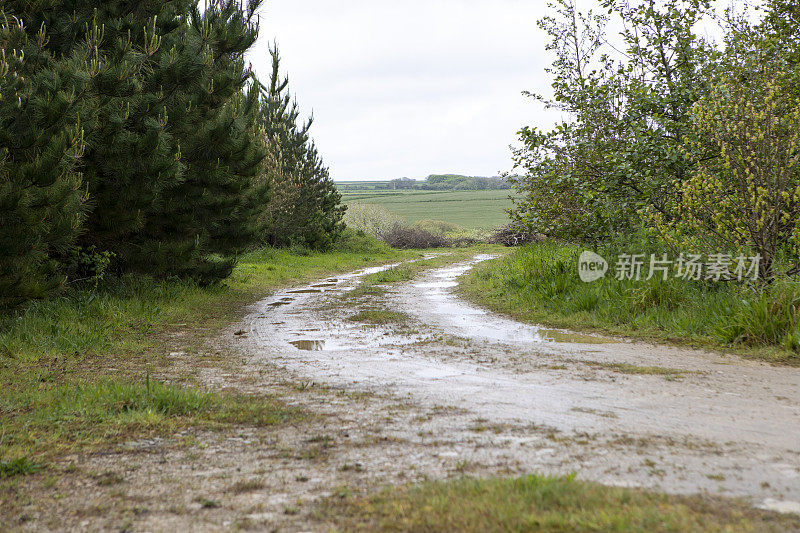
[413,254,615,346]
[243,254,800,508]
[290,340,326,351]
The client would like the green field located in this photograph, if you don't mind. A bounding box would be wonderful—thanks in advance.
[337,182,514,230]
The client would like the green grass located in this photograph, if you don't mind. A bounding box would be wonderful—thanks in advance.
[0,457,43,478]
[0,231,422,465]
[574,360,688,379]
[319,474,799,532]
[363,246,506,287]
[347,310,410,324]
[460,244,800,364]
[339,189,514,230]
[0,379,299,462]
[363,265,416,284]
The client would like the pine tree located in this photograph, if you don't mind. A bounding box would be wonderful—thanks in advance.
[138,0,269,280]
[4,0,269,284]
[74,0,268,281]
[0,8,87,307]
[258,47,344,248]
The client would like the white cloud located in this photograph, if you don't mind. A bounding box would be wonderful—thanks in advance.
[250,0,556,180]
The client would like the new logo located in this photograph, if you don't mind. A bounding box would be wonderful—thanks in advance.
[578,251,608,282]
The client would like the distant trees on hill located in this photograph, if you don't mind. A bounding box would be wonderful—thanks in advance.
[382,175,512,191]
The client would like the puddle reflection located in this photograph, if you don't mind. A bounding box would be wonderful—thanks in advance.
[290,340,326,351]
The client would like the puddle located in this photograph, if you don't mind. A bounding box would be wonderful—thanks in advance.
[267,301,291,307]
[287,289,323,294]
[758,499,800,515]
[311,283,338,288]
[413,255,616,346]
[290,340,326,351]
[539,329,617,345]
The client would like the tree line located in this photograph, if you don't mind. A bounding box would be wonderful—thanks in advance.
[511,0,800,280]
[0,0,343,307]
[382,175,512,191]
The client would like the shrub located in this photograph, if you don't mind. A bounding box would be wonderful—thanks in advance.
[344,205,467,248]
[343,203,405,239]
[330,229,391,254]
[380,224,451,249]
[489,223,542,247]
[412,220,464,236]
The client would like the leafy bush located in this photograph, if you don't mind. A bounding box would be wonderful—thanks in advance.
[412,220,464,236]
[330,229,391,254]
[344,205,468,248]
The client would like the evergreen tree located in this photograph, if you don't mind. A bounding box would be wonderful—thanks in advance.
[4,0,269,284]
[117,0,269,280]
[258,47,344,248]
[0,8,88,306]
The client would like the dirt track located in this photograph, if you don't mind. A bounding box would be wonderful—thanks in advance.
[245,255,800,511]
[10,255,800,531]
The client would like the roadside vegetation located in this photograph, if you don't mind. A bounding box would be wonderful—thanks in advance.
[1,0,343,308]
[467,0,800,362]
[462,244,800,364]
[319,474,800,532]
[0,232,416,468]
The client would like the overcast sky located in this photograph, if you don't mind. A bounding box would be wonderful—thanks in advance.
[250,1,558,181]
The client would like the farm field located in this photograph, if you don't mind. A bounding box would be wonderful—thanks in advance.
[336,182,514,230]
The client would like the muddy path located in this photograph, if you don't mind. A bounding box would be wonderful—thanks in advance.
[14,254,800,531]
[245,254,800,514]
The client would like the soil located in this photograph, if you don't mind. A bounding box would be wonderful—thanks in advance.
[6,255,800,531]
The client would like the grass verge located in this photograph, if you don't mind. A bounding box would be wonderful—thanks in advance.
[0,231,420,467]
[318,474,800,532]
[460,244,800,365]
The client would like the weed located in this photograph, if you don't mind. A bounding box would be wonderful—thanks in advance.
[228,478,265,494]
[0,457,42,478]
[195,497,219,509]
[318,474,800,531]
[347,310,409,324]
[93,471,125,486]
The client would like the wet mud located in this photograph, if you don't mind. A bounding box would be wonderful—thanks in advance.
[242,255,800,513]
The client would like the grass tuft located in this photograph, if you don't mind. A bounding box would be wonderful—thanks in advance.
[318,474,800,532]
[0,457,42,478]
[363,266,416,284]
[347,310,410,324]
